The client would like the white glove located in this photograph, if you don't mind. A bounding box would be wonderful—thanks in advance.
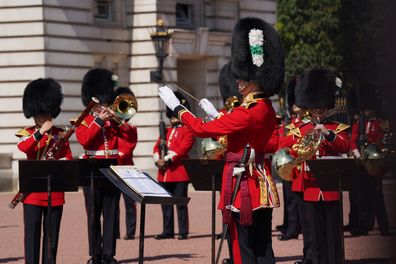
[199,98,219,120]
[352,149,361,159]
[158,86,180,111]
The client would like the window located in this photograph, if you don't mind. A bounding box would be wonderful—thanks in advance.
[176,4,192,27]
[95,0,114,21]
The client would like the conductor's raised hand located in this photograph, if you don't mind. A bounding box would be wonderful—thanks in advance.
[158,86,180,111]
[199,98,219,120]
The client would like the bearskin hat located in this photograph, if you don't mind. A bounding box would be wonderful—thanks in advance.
[286,77,297,108]
[81,68,115,106]
[166,91,190,118]
[357,81,381,113]
[295,69,336,109]
[113,86,135,99]
[218,61,240,102]
[231,17,285,97]
[23,78,63,119]
[346,87,359,115]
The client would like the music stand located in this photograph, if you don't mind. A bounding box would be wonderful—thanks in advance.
[19,160,79,264]
[100,167,190,264]
[182,159,225,264]
[306,158,366,263]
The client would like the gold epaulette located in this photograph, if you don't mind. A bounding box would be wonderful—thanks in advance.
[285,123,295,130]
[15,128,32,138]
[380,120,390,132]
[334,123,350,134]
[70,118,88,127]
[289,127,302,137]
[242,92,266,109]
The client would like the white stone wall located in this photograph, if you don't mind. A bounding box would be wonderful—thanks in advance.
[0,0,278,191]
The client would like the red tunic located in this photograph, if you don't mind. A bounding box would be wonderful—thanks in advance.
[16,126,72,207]
[118,125,138,165]
[178,96,277,210]
[290,121,349,201]
[76,114,137,160]
[153,125,194,182]
[350,118,387,151]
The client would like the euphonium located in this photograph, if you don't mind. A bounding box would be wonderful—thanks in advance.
[273,128,323,181]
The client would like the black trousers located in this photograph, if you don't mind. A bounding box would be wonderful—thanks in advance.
[367,176,389,232]
[159,181,189,235]
[122,192,137,236]
[83,186,121,258]
[284,181,301,235]
[310,201,342,264]
[23,204,63,264]
[296,192,313,261]
[234,209,275,264]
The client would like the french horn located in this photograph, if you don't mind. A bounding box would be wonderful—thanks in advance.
[272,128,323,181]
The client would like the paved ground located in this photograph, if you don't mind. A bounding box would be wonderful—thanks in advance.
[0,182,395,264]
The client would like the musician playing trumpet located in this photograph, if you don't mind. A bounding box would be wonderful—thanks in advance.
[76,68,137,264]
[16,78,72,264]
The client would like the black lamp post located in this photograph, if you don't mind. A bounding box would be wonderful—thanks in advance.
[150,19,172,82]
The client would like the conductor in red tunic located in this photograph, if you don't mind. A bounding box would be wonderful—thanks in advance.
[153,92,194,240]
[159,17,284,264]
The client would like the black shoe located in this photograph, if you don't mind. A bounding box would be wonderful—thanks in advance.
[222,258,233,264]
[124,234,135,240]
[275,224,286,231]
[87,256,102,264]
[278,233,298,241]
[102,256,117,264]
[350,228,369,237]
[154,233,174,240]
[295,259,312,264]
[178,234,188,240]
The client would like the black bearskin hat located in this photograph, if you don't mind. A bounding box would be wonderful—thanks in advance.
[113,86,135,100]
[23,78,63,119]
[295,69,336,109]
[286,77,297,108]
[231,17,285,97]
[166,91,190,118]
[346,87,359,115]
[218,61,240,102]
[357,81,381,113]
[81,68,115,106]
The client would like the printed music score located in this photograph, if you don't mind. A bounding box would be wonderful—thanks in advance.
[110,165,171,197]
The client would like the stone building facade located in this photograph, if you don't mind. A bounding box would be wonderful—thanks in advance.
[0,0,277,191]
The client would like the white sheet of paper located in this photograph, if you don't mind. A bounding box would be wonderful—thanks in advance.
[110,165,171,197]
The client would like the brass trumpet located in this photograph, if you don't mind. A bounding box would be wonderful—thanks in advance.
[96,93,138,123]
[112,93,138,121]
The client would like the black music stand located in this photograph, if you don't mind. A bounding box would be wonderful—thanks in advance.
[182,159,225,264]
[19,160,79,264]
[100,167,190,264]
[306,158,366,263]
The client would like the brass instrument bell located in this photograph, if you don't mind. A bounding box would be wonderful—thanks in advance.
[112,93,138,120]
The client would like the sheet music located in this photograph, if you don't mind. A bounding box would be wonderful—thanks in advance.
[110,165,171,197]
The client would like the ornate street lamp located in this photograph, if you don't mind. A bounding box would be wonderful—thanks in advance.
[150,19,172,82]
